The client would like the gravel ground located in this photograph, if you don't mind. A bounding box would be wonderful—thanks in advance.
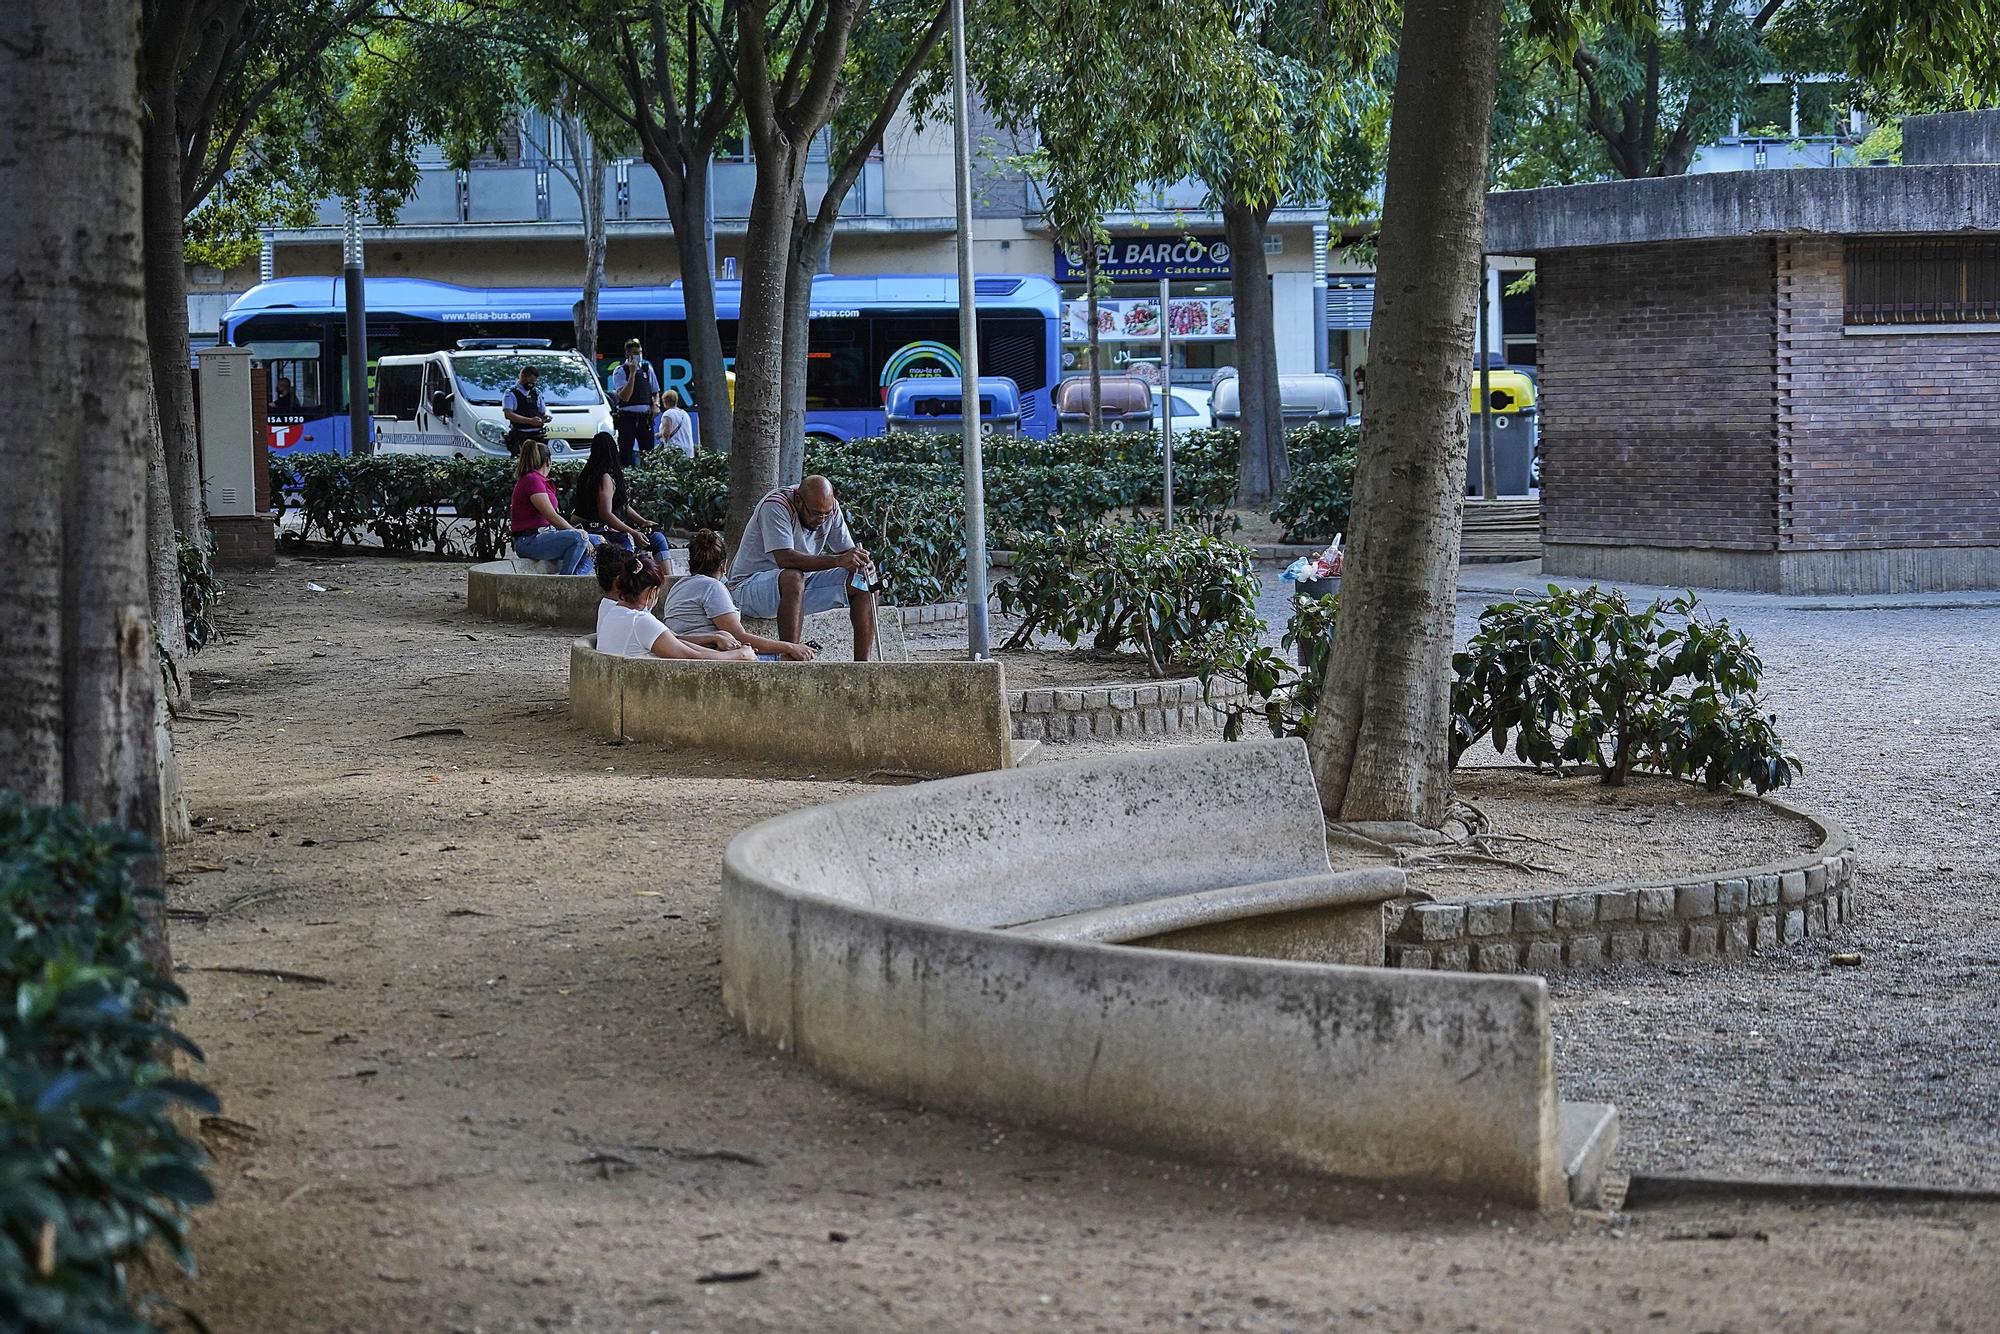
[157,555,2000,1331]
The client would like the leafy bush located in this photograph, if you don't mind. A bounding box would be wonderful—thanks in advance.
[1268,422,1360,545]
[995,523,1263,678]
[177,533,219,656]
[267,452,730,560]
[1450,585,1801,792]
[1206,592,1340,740]
[1,795,217,1331]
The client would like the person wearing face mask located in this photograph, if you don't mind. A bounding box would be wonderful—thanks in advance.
[724,475,877,660]
[608,338,660,465]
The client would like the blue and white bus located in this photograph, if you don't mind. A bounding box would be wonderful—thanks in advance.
[222,273,1063,455]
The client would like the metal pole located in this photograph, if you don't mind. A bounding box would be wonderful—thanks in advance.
[1159,274,1174,529]
[704,153,717,278]
[1312,221,1330,376]
[342,202,371,456]
[949,0,989,659]
[1477,256,1495,501]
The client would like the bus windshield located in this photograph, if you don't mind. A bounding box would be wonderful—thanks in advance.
[452,353,604,406]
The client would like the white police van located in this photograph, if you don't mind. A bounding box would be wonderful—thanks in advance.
[371,340,614,459]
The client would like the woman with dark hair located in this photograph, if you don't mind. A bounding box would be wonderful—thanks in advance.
[510,436,598,574]
[659,529,817,660]
[571,432,670,561]
[593,545,754,661]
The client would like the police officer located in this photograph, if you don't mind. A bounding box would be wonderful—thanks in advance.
[608,338,660,466]
[502,363,550,456]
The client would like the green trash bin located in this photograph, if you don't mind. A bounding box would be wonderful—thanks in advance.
[1293,575,1339,667]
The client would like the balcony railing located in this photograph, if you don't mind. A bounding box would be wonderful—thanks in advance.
[313,157,886,229]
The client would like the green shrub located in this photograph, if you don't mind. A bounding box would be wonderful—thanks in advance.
[1,795,218,1332]
[1268,422,1360,545]
[1450,585,1801,792]
[995,524,1263,678]
[176,533,219,656]
[1206,592,1340,740]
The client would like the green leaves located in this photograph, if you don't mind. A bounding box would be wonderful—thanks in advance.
[1268,422,1360,544]
[995,523,1264,679]
[1,794,218,1331]
[1448,585,1801,792]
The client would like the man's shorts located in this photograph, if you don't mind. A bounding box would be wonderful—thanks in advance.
[733,566,852,620]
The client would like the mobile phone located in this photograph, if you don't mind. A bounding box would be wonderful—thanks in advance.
[805,639,823,652]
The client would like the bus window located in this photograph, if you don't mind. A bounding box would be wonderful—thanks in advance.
[247,341,322,414]
[806,318,871,408]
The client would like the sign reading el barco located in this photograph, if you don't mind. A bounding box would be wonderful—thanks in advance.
[1053,235,1232,282]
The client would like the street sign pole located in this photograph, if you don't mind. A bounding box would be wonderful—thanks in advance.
[1159,274,1174,529]
[949,0,989,659]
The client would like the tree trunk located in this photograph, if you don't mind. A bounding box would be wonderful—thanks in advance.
[647,148,733,458]
[779,207,831,484]
[1305,0,1502,830]
[1223,199,1282,505]
[145,361,191,716]
[728,143,806,540]
[2,0,172,973]
[142,70,207,543]
[1085,241,1103,429]
[562,115,607,364]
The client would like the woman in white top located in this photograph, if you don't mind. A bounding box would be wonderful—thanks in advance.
[659,529,817,661]
[592,546,755,661]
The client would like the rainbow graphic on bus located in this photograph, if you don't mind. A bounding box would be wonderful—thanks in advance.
[879,340,962,400]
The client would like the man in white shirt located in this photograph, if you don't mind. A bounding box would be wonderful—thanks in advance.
[725,475,877,659]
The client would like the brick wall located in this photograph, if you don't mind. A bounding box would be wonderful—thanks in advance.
[1777,238,2000,551]
[1539,240,1779,551]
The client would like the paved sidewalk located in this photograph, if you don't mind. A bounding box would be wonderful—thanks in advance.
[1455,558,2000,612]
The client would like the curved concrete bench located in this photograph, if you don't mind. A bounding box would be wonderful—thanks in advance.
[468,558,908,660]
[571,637,1012,776]
[721,738,1618,1209]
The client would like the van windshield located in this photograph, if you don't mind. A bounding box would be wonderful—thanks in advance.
[452,354,604,406]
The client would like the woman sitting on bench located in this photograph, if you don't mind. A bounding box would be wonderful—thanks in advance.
[594,546,755,661]
[510,437,598,574]
[571,432,670,562]
[659,530,818,661]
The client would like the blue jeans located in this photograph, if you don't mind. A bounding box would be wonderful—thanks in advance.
[602,529,671,563]
[514,527,595,575]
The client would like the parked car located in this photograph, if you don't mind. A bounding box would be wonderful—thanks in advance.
[1151,386,1213,433]
[372,342,613,459]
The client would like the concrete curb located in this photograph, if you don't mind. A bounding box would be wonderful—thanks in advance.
[720,738,1616,1209]
[1009,675,1246,742]
[569,637,1013,776]
[1387,776,1858,974]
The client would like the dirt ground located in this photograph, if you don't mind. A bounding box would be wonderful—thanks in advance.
[913,644,1163,688]
[1394,768,1821,900]
[157,556,1999,1333]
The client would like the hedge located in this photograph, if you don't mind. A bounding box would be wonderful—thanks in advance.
[1,795,218,1332]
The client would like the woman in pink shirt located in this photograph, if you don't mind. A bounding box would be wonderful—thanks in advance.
[509,437,596,574]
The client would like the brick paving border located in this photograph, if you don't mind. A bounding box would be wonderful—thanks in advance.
[1008,676,1248,742]
[1385,789,1857,974]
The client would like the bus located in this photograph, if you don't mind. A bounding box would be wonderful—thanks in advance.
[222,273,1063,454]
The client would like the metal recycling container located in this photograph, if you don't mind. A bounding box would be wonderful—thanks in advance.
[1213,373,1350,429]
[1466,368,1538,496]
[884,376,1024,437]
[1054,373,1154,432]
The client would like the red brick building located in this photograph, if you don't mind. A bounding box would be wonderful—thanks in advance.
[1486,110,2000,593]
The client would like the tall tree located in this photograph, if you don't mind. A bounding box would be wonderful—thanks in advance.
[476,0,742,459]
[1306,0,1505,828]
[3,0,172,969]
[141,0,379,543]
[1183,3,1392,504]
[777,0,950,482]
[728,0,869,537]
